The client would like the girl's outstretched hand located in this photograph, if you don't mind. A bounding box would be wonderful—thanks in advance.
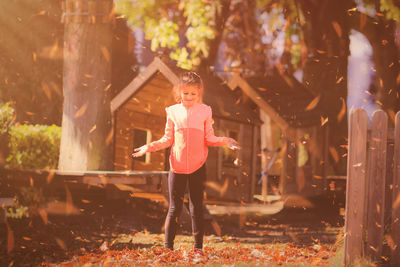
[131,145,149,158]
[225,137,241,150]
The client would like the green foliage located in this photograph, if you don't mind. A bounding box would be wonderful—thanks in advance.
[257,0,302,68]
[6,124,61,170]
[6,205,29,219]
[0,102,15,135]
[115,0,220,69]
[6,186,54,219]
[379,0,400,21]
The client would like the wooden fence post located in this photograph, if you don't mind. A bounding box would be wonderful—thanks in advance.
[391,111,400,264]
[344,109,368,266]
[365,110,388,261]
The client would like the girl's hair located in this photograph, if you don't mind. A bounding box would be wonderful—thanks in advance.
[173,71,204,103]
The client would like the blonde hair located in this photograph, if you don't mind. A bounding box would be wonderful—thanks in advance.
[173,71,204,103]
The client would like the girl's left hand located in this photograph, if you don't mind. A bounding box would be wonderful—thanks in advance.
[225,137,241,150]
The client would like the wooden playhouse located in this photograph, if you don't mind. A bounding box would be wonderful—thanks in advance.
[227,68,329,197]
[110,57,262,202]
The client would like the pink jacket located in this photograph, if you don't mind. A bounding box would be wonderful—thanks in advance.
[147,103,228,174]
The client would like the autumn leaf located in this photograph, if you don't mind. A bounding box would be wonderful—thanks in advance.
[7,224,14,253]
[74,103,88,118]
[336,76,344,84]
[305,95,320,111]
[101,46,110,62]
[393,194,400,210]
[50,40,59,58]
[331,21,342,37]
[47,170,55,184]
[89,124,96,133]
[104,83,111,91]
[55,237,67,250]
[329,146,339,163]
[39,209,48,225]
[106,128,114,145]
[337,97,346,122]
[320,116,328,126]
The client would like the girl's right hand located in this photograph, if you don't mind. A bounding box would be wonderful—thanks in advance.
[131,145,149,158]
[225,137,241,150]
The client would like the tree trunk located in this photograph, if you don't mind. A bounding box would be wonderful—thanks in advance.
[198,0,231,71]
[297,0,352,174]
[59,0,114,171]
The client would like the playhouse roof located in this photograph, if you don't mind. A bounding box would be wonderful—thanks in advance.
[200,69,261,125]
[228,68,323,130]
[111,57,261,125]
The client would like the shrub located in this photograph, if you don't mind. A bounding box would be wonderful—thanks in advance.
[0,102,15,166]
[6,124,61,169]
[0,102,15,135]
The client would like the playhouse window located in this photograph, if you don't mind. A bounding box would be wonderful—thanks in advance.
[222,130,239,166]
[132,128,151,163]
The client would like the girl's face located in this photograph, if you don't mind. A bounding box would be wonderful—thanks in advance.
[180,85,200,107]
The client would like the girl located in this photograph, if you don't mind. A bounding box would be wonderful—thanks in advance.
[132,71,240,251]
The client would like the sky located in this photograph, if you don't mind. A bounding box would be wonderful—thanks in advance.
[347,29,377,120]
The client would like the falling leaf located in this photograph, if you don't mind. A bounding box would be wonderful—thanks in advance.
[258,87,267,91]
[55,238,67,250]
[104,83,111,91]
[7,224,14,253]
[387,109,396,124]
[65,185,73,215]
[22,236,32,240]
[305,95,320,111]
[337,98,346,122]
[32,52,37,62]
[39,209,48,224]
[331,21,342,37]
[74,103,88,118]
[50,40,59,58]
[329,146,339,163]
[101,46,110,62]
[320,116,328,126]
[385,234,396,251]
[106,128,114,145]
[89,125,96,133]
[393,194,400,210]
[336,76,344,84]
[47,171,55,183]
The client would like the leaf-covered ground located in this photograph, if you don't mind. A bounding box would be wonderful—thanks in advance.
[1,194,345,266]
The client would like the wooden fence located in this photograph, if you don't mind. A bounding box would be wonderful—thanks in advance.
[344,109,400,266]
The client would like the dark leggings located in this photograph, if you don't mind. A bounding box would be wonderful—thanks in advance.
[164,164,206,250]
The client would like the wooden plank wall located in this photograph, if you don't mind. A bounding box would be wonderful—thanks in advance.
[392,112,400,263]
[344,109,400,266]
[205,118,255,202]
[344,108,368,266]
[365,111,387,261]
[114,73,175,171]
